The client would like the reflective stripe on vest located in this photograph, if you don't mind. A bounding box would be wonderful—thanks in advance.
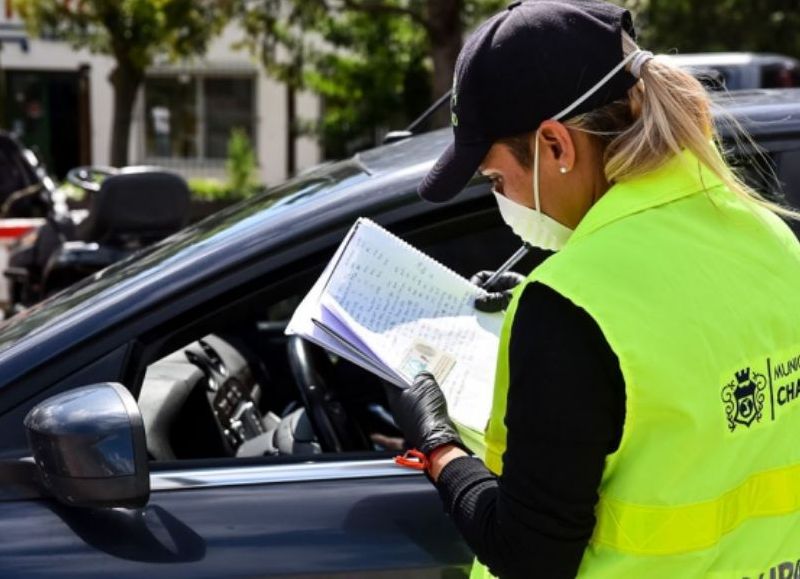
[593,461,800,555]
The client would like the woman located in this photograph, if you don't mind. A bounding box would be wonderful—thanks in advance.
[391,1,800,578]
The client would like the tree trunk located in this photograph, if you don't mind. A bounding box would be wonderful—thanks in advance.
[77,64,92,166]
[286,57,302,177]
[426,0,463,128]
[108,62,143,167]
[286,81,296,177]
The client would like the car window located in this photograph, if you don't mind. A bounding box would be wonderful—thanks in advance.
[416,217,548,280]
[0,161,369,356]
[725,146,800,238]
[729,149,782,201]
[133,204,524,465]
[774,149,800,208]
[761,64,800,89]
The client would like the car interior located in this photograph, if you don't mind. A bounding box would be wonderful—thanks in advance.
[129,143,800,465]
[133,205,550,464]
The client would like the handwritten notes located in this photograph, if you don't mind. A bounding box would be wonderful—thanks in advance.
[288,218,504,432]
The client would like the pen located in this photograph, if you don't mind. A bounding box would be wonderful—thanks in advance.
[480,243,532,290]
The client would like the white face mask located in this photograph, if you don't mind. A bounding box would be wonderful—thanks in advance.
[491,49,651,252]
[492,130,573,251]
[492,190,573,251]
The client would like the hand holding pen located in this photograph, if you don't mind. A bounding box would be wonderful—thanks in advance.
[469,243,531,313]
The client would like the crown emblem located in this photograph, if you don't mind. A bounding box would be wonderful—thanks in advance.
[722,367,766,431]
[734,369,755,398]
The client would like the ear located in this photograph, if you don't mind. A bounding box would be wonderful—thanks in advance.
[537,120,576,171]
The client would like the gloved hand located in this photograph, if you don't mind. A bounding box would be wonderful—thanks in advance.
[470,270,526,313]
[390,372,466,456]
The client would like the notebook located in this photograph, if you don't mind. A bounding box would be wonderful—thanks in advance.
[285,218,504,432]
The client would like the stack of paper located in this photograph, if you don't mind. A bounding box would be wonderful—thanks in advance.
[286,218,504,432]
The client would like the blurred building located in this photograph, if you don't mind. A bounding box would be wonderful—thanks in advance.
[0,1,321,183]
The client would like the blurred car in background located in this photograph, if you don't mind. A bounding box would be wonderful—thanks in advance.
[667,52,800,91]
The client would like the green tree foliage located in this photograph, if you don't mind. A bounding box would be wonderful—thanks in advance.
[15,0,233,166]
[240,1,505,158]
[618,0,800,56]
[301,11,432,158]
[226,128,259,197]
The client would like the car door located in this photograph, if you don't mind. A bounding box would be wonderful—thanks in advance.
[0,196,532,578]
[0,458,471,578]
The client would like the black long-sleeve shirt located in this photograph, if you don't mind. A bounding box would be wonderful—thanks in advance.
[435,282,626,579]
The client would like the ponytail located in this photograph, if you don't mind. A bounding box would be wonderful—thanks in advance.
[566,33,799,220]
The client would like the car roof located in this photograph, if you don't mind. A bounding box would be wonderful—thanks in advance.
[0,89,799,379]
[665,53,800,67]
[355,129,450,176]
[712,89,800,138]
[357,89,800,167]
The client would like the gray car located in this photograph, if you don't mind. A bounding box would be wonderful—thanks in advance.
[666,52,800,90]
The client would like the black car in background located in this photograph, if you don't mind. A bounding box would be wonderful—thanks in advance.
[0,90,798,578]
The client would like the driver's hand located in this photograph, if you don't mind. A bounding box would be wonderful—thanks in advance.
[470,270,526,313]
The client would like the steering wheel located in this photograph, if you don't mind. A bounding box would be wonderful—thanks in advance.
[66,165,120,193]
[286,336,370,453]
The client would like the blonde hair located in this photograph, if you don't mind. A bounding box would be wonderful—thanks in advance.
[564,33,798,219]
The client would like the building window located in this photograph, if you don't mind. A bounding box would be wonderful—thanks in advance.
[144,74,255,161]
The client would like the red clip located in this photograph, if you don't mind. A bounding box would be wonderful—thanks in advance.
[394,449,429,471]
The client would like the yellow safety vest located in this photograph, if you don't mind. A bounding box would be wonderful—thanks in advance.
[468,150,800,578]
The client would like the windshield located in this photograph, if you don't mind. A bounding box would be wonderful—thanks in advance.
[0,161,369,353]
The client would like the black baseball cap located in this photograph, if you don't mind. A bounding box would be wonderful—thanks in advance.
[418,0,638,202]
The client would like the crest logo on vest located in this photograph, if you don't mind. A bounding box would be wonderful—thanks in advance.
[721,351,800,433]
[722,368,767,431]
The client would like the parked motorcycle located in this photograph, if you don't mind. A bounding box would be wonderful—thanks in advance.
[0,131,56,219]
[4,163,191,315]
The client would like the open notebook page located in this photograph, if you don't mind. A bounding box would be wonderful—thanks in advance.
[318,219,503,431]
[285,224,401,384]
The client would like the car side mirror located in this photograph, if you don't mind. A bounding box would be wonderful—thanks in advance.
[24,382,150,508]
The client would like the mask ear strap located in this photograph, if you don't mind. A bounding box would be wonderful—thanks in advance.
[533,129,542,214]
[552,49,641,121]
[534,50,647,217]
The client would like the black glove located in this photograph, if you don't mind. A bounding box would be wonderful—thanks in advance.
[389,372,466,455]
[470,270,526,313]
